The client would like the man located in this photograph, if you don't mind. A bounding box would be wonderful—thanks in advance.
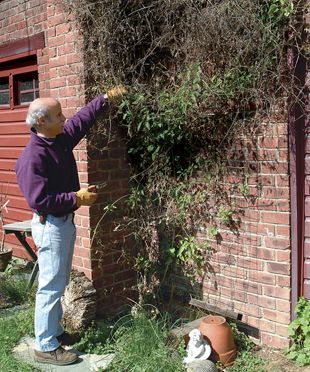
[15,87,126,366]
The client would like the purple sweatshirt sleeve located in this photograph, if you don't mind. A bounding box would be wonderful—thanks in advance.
[64,94,108,148]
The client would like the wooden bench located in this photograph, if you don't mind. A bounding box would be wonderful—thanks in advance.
[2,220,38,289]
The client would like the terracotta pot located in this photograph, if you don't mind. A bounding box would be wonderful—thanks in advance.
[198,315,237,367]
[0,248,13,272]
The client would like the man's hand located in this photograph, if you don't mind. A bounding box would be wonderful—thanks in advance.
[106,85,127,104]
[75,186,98,207]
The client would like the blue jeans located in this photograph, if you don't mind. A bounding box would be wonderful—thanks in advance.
[31,213,76,352]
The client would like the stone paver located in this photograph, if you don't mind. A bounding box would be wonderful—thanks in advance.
[13,336,114,372]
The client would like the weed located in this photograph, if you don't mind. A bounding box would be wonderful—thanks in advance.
[61,0,304,305]
[74,320,111,354]
[228,322,266,372]
[285,297,310,366]
[217,206,234,225]
[105,311,186,371]
[0,307,36,371]
[0,267,35,306]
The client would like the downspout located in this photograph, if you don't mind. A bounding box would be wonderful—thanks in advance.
[289,45,306,318]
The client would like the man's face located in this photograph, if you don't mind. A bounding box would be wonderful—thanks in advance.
[44,102,66,138]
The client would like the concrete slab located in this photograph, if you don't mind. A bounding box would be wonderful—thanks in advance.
[13,336,114,372]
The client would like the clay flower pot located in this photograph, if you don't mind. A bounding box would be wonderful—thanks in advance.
[198,315,237,367]
[0,248,12,272]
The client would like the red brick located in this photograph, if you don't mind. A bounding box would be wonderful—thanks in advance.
[237,257,264,270]
[263,309,290,324]
[248,247,275,260]
[258,137,279,148]
[50,77,66,89]
[260,319,276,333]
[262,285,291,300]
[275,175,289,187]
[72,256,83,267]
[81,237,91,249]
[261,162,288,174]
[275,225,290,237]
[58,43,75,55]
[276,299,291,313]
[74,247,90,259]
[255,200,276,211]
[249,271,276,285]
[260,333,290,349]
[267,262,290,275]
[202,283,218,295]
[277,275,291,287]
[56,23,71,35]
[247,294,259,305]
[276,324,289,338]
[50,56,68,69]
[261,212,290,224]
[82,258,93,269]
[256,223,275,235]
[59,87,77,97]
[241,316,257,329]
[217,267,245,282]
[67,75,81,85]
[264,237,290,249]
[76,226,90,238]
[48,14,65,26]
[216,276,234,288]
[276,250,290,262]
[278,137,288,148]
[244,304,261,317]
[48,35,66,47]
[259,296,276,309]
[67,53,81,64]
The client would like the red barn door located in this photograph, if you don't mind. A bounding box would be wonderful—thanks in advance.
[0,55,38,258]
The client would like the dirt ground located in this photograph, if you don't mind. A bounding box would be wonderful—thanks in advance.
[255,346,310,372]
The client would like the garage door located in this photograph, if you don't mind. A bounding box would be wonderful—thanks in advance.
[0,55,38,258]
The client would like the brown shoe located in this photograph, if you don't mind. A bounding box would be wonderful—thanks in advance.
[34,346,78,365]
[57,331,81,346]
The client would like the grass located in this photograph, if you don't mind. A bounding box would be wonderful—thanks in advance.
[106,311,186,372]
[74,309,268,372]
[75,309,186,372]
[0,306,37,371]
[0,264,38,371]
[0,275,33,306]
[0,268,267,372]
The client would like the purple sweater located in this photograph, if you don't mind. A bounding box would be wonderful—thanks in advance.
[15,95,107,216]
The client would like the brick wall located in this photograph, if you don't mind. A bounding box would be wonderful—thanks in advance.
[0,0,89,272]
[201,115,291,348]
[0,0,297,346]
[0,0,133,314]
[87,125,134,314]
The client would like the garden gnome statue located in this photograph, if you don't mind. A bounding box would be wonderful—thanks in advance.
[184,329,212,364]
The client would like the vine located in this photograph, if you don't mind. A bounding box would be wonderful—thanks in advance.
[286,297,310,366]
[61,0,304,305]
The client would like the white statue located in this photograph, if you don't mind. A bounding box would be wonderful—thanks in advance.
[183,329,212,364]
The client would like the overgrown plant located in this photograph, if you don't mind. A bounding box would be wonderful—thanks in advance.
[0,265,35,307]
[285,297,310,366]
[227,322,266,372]
[104,310,185,371]
[60,0,305,304]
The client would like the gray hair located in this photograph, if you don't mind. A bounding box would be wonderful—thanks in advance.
[26,107,50,127]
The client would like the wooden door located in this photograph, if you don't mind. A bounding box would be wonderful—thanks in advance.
[0,55,38,258]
